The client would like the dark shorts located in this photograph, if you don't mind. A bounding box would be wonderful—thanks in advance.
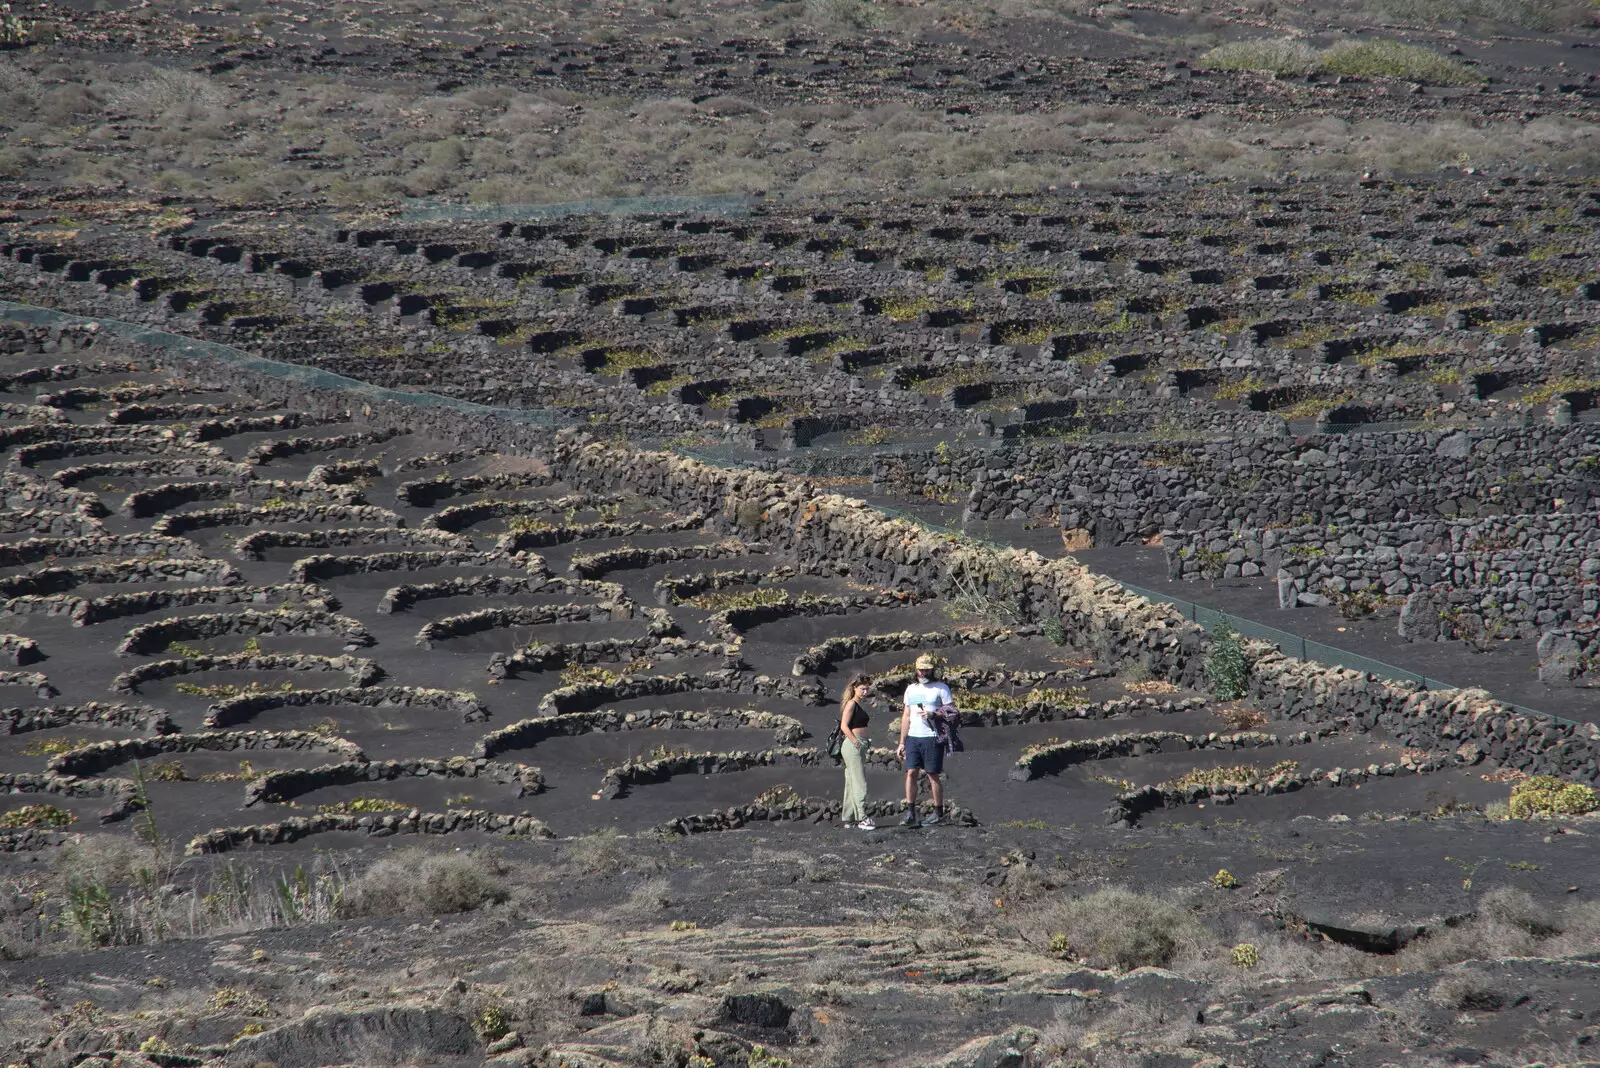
[905,735,944,774]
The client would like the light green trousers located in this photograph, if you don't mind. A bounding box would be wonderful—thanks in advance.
[841,738,869,823]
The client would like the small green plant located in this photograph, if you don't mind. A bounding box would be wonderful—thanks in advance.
[473,1005,510,1041]
[0,803,76,829]
[1211,868,1241,889]
[139,1036,172,1056]
[317,796,409,815]
[748,1044,793,1068]
[559,664,621,688]
[1508,776,1599,819]
[146,760,188,783]
[1048,933,1071,956]
[175,680,295,698]
[22,737,90,758]
[1167,761,1298,791]
[1039,616,1068,646]
[669,919,699,932]
[1231,943,1260,968]
[206,986,271,1015]
[1204,622,1250,700]
[164,641,208,659]
[685,587,790,612]
[847,425,893,446]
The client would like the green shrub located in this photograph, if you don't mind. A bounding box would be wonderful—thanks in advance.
[1201,37,1484,85]
[1040,616,1068,645]
[1202,39,1319,75]
[1,804,75,829]
[1204,622,1250,700]
[1508,775,1599,819]
[1319,40,1484,84]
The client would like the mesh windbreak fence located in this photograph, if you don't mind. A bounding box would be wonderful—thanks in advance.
[0,302,575,429]
[1115,578,1576,728]
[399,193,760,223]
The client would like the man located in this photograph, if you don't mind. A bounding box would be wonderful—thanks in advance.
[896,653,954,827]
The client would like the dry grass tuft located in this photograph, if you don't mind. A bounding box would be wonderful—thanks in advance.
[343,849,510,917]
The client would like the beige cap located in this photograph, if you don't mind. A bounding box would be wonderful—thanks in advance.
[914,654,936,671]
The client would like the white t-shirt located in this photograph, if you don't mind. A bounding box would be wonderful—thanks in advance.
[903,680,953,738]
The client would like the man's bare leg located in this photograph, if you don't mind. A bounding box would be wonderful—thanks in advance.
[928,773,943,814]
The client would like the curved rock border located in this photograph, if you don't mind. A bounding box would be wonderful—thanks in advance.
[152,503,400,537]
[420,493,620,533]
[125,478,349,518]
[111,652,384,695]
[290,549,548,584]
[1105,753,1450,827]
[0,671,57,699]
[234,527,471,561]
[473,707,806,759]
[53,457,251,491]
[657,796,978,836]
[539,670,825,714]
[46,730,365,778]
[599,746,824,799]
[791,625,1015,677]
[245,756,544,806]
[654,566,795,605]
[490,636,742,679]
[705,591,921,642]
[14,436,224,468]
[243,428,403,464]
[415,603,675,649]
[0,633,42,666]
[7,582,336,627]
[494,511,706,552]
[378,573,615,614]
[0,534,201,567]
[0,558,242,599]
[0,772,141,823]
[395,469,551,508]
[117,609,375,657]
[1010,727,1334,781]
[185,807,553,855]
[204,685,488,729]
[568,539,756,580]
[0,508,103,537]
[2,701,175,735]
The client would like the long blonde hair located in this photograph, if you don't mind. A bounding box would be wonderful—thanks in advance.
[839,673,870,718]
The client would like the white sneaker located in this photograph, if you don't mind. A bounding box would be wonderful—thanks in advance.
[856,818,877,831]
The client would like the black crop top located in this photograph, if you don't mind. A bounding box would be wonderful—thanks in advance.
[845,701,869,729]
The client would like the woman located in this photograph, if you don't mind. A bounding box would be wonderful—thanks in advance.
[839,674,875,830]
